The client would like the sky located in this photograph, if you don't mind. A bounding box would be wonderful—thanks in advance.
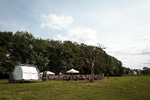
[0,0,150,69]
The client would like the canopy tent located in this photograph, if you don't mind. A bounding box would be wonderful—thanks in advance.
[39,71,55,76]
[66,68,79,74]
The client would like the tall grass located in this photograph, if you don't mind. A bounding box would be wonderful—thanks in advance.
[0,75,150,100]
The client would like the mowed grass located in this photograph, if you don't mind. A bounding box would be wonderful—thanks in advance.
[0,75,150,100]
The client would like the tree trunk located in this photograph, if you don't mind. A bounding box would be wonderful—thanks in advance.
[90,61,94,82]
[91,67,94,82]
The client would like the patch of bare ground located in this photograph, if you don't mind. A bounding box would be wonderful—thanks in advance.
[53,91,64,95]
[70,82,100,86]
[68,79,112,86]
[102,79,112,82]
[78,82,100,86]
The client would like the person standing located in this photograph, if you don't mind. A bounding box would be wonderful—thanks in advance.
[67,75,69,81]
[42,71,47,82]
[107,73,109,79]
[75,75,77,81]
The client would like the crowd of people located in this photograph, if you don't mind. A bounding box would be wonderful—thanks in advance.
[40,74,105,81]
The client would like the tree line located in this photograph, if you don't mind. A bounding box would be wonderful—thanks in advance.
[124,67,150,75]
[0,31,125,78]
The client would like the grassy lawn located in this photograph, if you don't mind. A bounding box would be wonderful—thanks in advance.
[0,75,150,100]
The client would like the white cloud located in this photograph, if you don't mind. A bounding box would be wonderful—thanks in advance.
[101,1,150,36]
[106,34,150,69]
[55,34,68,41]
[55,27,97,45]
[68,28,97,44]
[40,14,73,30]
[141,35,150,41]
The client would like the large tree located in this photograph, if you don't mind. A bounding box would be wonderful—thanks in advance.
[79,43,107,82]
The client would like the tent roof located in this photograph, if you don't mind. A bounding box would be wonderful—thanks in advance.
[21,66,37,73]
[66,68,79,73]
[39,71,55,75]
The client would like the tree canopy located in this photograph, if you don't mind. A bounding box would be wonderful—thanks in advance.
[0,31,125,78]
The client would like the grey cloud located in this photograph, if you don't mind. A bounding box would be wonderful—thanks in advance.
[140,52,150,55]
[142,63,150,66]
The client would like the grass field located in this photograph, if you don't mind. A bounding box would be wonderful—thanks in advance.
[0,75,150,100]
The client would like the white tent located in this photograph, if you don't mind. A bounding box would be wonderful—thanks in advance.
[47,71,55,75]
[66,68,79,74]
[39,71,55,76]
[13,65,39,81]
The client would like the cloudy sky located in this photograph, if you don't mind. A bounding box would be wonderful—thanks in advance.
[0,0,150,69]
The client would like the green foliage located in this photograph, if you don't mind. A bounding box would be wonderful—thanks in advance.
[142,67,150,74]
[0,31,14,76]
[123,67,150,75]
[0,31,124,78]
